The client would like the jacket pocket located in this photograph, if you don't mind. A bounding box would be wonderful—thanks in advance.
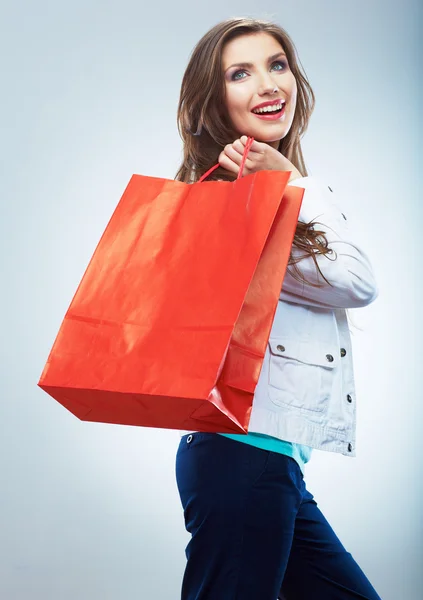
[267,338,337,412]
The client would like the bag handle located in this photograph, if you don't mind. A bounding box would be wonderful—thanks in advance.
[198,136,254,183]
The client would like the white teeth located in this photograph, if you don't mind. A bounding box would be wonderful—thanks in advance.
[253,102,285,114]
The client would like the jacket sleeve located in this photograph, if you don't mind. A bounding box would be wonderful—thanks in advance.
[280,177,379,309]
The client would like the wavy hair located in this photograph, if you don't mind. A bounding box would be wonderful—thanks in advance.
[175,17,335,288]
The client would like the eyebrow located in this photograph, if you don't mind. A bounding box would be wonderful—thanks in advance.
[224,52,287,73]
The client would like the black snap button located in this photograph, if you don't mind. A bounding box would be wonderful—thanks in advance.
[340,348,346,357]
[347,394,352,403]
[187,435,193,444]
[348,443,353,452]
[326,354,334,363]
[276,345,285,352]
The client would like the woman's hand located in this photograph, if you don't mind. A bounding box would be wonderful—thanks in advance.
[218,135,302,181]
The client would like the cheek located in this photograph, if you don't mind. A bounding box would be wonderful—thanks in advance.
[287,76,298,104]
[225,87,250,117]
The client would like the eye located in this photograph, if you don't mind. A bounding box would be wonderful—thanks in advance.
[271,60,288,72]
[230,60,288,81]
[231,69,247,81]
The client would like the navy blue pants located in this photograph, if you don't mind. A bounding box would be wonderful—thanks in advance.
[175,432,381,600]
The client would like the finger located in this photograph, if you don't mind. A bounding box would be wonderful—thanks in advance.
[246,139,266,154]
[229,142,258,174]
[231,139,247,155]
[232,139,261,161]
[223,143,244,165]
[218,152,241,175]
[239,135,263,152]
[236,136,266,158]
[219,152,253,177]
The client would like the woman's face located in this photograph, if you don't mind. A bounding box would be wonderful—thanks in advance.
[222,32,297,148]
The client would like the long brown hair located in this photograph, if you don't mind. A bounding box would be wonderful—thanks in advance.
[175,17,335,288]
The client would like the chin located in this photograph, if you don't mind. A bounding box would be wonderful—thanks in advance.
[252,128,289,144]
[242,119,292,143]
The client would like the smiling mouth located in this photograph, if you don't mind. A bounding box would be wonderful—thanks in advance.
[251,103,286,121]
[252,101,286,115]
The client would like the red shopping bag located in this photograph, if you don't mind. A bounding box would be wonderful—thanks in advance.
[38,142,304,433]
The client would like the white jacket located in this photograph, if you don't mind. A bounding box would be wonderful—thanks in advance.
[181,176,379,456]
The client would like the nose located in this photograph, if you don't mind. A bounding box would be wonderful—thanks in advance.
[258,73,279,95]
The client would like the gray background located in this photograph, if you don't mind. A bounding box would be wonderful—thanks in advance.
[1,0,421,598]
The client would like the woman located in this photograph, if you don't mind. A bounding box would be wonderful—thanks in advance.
[175,17,381,600]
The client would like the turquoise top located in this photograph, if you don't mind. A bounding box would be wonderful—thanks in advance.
[217,432,312,475]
